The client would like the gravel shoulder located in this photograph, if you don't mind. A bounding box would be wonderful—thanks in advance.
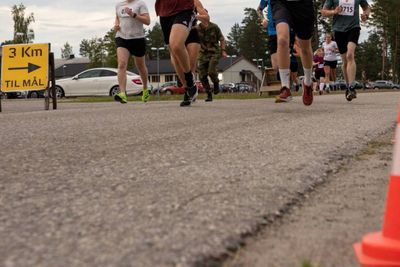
[222,130,394,267]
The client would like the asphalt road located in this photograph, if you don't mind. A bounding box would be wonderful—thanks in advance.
[0,92,398,267]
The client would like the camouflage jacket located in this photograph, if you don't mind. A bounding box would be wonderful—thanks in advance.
[197,22,224,55]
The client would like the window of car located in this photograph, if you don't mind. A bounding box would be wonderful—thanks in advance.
[100,70,117,77]
[77,69,102,79]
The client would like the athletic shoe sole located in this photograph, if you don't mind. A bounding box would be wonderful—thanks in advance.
[275,96,292,103]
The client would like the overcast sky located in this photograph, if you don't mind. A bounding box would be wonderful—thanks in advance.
[0,0,369,58]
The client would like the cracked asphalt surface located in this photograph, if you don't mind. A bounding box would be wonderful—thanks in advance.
[0,92,398,267]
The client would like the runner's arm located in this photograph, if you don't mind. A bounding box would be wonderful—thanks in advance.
[321,0,341,17]
[360,1,371,22]
[195,0,210,26]
[124,8,150,25]
[114,14,120,31]
[135,13,151,25]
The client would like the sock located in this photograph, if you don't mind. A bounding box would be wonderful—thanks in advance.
[278,69,290,88]
[184,72,194,88]
[303,68,312,86]
[319,83,325,91]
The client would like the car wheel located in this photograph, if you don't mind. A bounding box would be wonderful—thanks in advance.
[110,86,120,96]
[165,90,173,95]
[50,86,64,98]
[374,87,379,90]
[29,91,39,98]
[393,86,399,90]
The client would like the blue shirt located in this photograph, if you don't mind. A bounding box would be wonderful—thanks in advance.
[259,0,276,36]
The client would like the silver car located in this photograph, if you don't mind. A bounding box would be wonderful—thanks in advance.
[371,80,400,90]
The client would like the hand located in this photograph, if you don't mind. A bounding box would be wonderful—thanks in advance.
[124,7,134,17]
[114,24,120,31]
[334,6,342,15]
[361,13,369,22]
[261,19,268,28]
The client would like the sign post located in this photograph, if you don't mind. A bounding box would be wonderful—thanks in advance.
[0,43,56,112]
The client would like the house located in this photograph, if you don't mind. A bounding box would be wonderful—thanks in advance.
[54,55,90,79]
[142,56,262,88]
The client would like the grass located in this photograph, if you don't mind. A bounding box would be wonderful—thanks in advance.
[302,260,320,267]
[57,88,398,103]
[58,92,271,103]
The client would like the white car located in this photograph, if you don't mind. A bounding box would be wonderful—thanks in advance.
[55,68,143,97]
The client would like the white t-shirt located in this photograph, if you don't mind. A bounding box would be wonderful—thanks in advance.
[116,0,148,39]
[323,41,338,61]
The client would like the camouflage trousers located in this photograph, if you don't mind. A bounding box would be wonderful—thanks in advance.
[198,53,220,93]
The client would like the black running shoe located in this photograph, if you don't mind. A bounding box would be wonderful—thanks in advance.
[187,85,198,103]
[345,87,357,101]
[213,82,220,95]
[180,92,191,107]
[205,92,213,102]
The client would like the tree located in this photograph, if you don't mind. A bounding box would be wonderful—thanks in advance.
[103,28,118,67]
[368,0,400,81]
[238,8,269,66]
[61,42,73,59]
[355,32,382,81]
[146,23,169,59]
[79,38,106,67]
[226,23,242,56]
[11,4,35,44]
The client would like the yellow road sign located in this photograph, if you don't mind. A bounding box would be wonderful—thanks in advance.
[1,43,49,92]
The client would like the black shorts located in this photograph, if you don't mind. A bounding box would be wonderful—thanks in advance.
[160,9,195,45]
[270,0,314,40]
[185,27,200,45]
[334,28,360,54]
[315,69,325,80]
[115,37,146,57]
[324,60,337,69]
[290,58,298,73]
[268,35,278,54]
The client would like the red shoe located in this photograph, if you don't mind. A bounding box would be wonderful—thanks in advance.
[302,81,313,106]
[275,87,292,103]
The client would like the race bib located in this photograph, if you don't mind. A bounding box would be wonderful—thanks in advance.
[339,0,355,16]
[318,63,324,68]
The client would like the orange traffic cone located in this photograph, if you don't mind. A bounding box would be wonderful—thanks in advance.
[354,110,400,267]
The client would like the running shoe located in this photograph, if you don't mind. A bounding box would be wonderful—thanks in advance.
[114,91,127,104]
[319,90,323,95]
[302,81,313,106]
[180,92,191,107]
[187,84,198,103]
[205,92,213,102]
[275,87,292,103]
[345,87,357,101]
[213,82,220,95]
[142,89,150,103]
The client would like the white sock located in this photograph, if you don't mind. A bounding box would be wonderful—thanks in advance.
[319,83,325,91]
[279,69,290,88]
[304,68,312,86]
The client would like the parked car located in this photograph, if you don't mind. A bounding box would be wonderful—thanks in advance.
[370,80,400,90]
[333,80,363,90]
[27,90,46,98]
[220,83,235,93]
[54,68,143,98]
[234,82,255,93]
[5,91,28,99]
[160,81,205,95]
[153,81,177,95]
